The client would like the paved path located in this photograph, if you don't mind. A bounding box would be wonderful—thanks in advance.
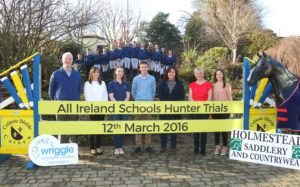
[1,134,300,187]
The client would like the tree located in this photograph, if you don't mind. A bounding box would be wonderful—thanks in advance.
[95,0,142,45]
[67,0,100,50]
[145,12,181,48]
[195,47,228,80]
[184,11,207,51]
[266,37,300,77]
[241,29,278,58]
[203,0,261,63]
[0,0,96,70]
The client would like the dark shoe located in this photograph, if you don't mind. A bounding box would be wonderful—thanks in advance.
[160,148,167,153]
[146,147,154,154]
[134,147,142,154]
[194,149,199,154]
[200,149,206,156]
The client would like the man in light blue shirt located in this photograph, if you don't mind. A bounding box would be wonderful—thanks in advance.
[132,61,156,154]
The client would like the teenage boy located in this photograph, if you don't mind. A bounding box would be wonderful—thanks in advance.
[131,61,156,154]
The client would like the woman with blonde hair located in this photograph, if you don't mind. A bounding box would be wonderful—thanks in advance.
[189,67,212,155]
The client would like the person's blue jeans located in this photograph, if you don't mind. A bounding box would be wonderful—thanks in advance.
[111,115,128,148]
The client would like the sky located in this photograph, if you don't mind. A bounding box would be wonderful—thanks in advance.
[125,0,300,37]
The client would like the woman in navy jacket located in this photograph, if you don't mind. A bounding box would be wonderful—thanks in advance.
[158,67,185,153]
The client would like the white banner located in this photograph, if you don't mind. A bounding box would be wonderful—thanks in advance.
[230,129,300,170]
[28,135,78,166]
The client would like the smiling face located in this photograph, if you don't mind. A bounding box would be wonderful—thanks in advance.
[139,63,149,76]
[194,69,204,81]
[216,70,224,82]
[62,53,73,68]
[92,69,100,81]
[167,68,176,80]
[115,67,124,80]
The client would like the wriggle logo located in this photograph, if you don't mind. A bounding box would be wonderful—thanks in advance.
[29,135,78,166]
[41,146,74,156]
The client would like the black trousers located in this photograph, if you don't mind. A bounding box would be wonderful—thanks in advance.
[191,114,209,151]
[89,115,105,149]
[213,114,230,146]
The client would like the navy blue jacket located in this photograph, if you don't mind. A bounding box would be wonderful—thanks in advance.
[165,56,176,66]
[130,47,139,58]
[49,67,81,100]
[102,53,109,65]
[137,48,148,60]
[115,48,123,60]
[122,46,131,58]
[152,50,162,61]
[158,80,185,101]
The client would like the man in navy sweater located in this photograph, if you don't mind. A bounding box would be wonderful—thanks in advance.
[49,52,82,144]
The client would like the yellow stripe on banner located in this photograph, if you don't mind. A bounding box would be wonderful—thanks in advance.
[0,109,33,116]
[0,147,28,154]
[0,52,39,77]
[38,101,244,115]
[10,71,30,109]
[253,78,268,106]
[39,119,244,135]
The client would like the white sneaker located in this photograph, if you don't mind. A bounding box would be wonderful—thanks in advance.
[96,148,104,155]
[119,148,125,155]
[114,149,120,155]
[214,145,221,155]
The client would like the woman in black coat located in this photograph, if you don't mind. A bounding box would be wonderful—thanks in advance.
[158,67,185,153]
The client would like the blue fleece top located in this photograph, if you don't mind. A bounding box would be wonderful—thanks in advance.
[93,54,103,65]
[115,48,123,60]
[130,47,139,58]
[49,67,81,100]
[122,46,131,58]
[137,48,148,60]
[101,53,109,65]
[132,74,156,101]
[108,50,115,60]
[148,50,153,59]
[161,53,166,65]
[152,50,162,61]
[165,56,176,66]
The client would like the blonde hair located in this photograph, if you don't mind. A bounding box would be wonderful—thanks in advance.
[194,67,204,73]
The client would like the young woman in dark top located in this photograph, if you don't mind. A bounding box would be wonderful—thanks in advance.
[158,67,185,153]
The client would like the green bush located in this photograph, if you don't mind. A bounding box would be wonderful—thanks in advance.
[195,47,228,80]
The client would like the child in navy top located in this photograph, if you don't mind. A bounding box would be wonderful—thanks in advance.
[131,41,139,70]
[137,42,148,63]
[165,50,176,68]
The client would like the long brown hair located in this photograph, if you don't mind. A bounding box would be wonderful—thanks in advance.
[213,69,226,88]
[113,66,126,83]
[88,66,102,85]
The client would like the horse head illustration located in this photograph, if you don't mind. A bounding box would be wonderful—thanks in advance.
[247,52,300,130]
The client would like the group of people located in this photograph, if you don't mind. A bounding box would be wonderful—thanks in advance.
[75,41,176,81]
[49,52,232,156]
